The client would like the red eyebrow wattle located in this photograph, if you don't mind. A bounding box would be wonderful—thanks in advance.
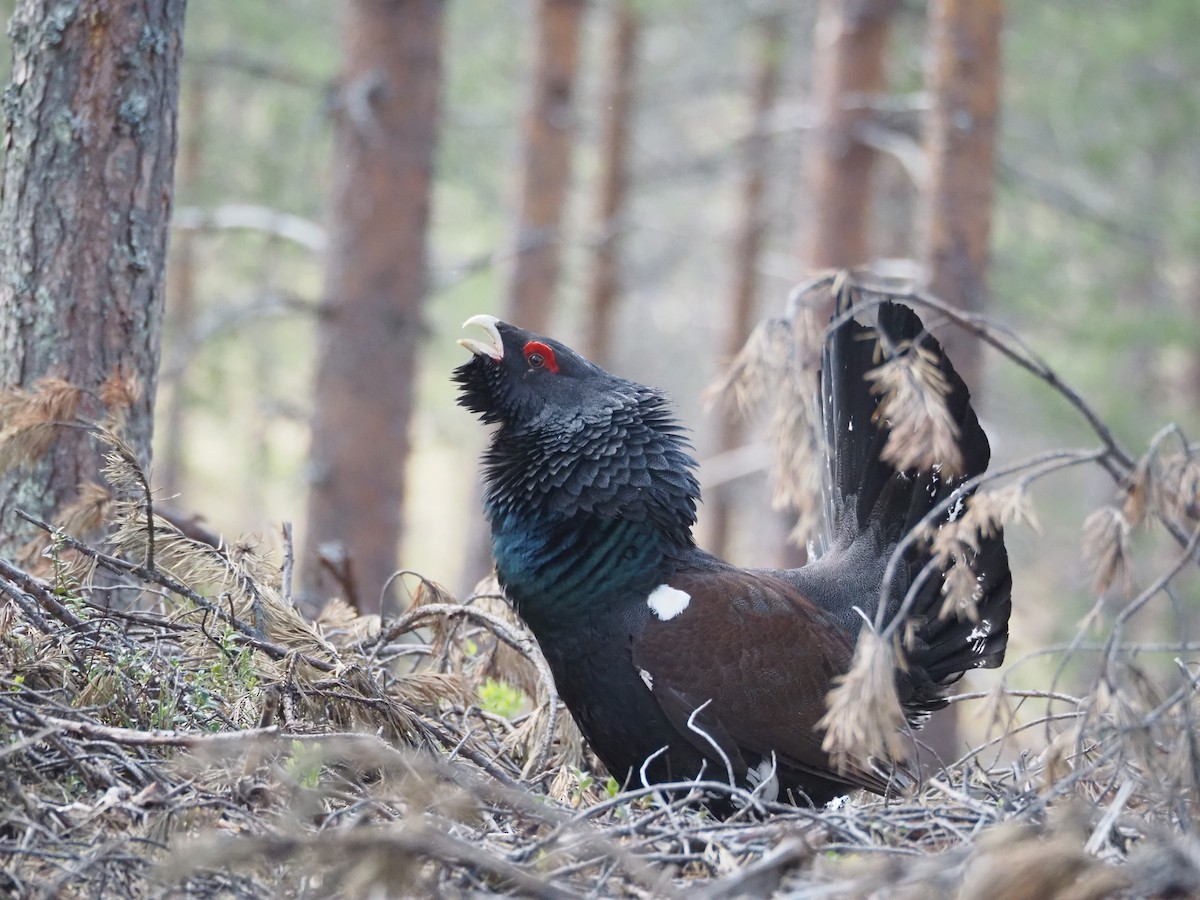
[523,341,559,373]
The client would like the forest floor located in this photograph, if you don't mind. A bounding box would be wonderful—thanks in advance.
[1,496,1199,899]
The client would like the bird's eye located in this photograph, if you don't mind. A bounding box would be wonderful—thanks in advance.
[522,341,559,373]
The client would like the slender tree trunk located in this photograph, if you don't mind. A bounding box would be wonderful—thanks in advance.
[781,0,897,569]
[916,0,1003,765]
[302,0,445,616]
[709,12,784,560]
[919,0,1003,394]
[504,0,586,333]
[583,0,638,367]
[161,72,207,499]
[800,0,898,274]
[0,0,187,560]
[463,0,585,593]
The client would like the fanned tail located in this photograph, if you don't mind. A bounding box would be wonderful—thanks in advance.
[820,291,1012,722]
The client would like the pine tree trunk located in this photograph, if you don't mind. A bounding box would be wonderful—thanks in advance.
[583,0,638,367]
[800,0,898,273]
[919,0,1003,394]
[160,71,207,499]
[708,12,784,560]
[504,0,586,333]
[783,0,898,569]
[302,0,445,615]
[462,0,585,593]
[916,0,1003,764]
[0,0,187,559]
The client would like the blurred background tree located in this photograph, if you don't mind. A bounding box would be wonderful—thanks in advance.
[1,0,1196,695]
[301,0,445,615]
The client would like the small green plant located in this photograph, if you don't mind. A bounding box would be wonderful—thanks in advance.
[284,741,322,789]
[566,769,593,807]
[148,689,180,730]
[478,677,527,719]
[44,528,86,618]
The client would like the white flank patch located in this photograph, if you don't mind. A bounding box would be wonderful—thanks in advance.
[638,668,654,691]
[646,584,691,621]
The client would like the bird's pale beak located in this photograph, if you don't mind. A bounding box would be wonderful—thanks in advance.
[458,314,504,361]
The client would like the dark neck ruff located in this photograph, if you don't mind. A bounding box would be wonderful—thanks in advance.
[482,392,699,626]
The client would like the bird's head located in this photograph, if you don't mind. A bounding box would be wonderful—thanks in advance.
[453,314,614,428]
[453,315,699,542]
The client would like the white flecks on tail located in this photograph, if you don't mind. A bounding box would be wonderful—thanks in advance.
[967,619,992,654]
[646,584,691,621]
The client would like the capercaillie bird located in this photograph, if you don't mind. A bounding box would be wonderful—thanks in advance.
[453,293,1011,807]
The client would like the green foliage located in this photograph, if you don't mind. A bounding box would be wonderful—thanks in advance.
[477,677,528,719]
[284,740,324,790]
[45,528,87,617]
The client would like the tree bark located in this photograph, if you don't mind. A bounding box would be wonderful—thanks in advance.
[582,0,638,367]
[462,0,585,593]
[708,12,784,560]
[0,0,187,559]
[302,0,445,616]
[160,71,207,499]
[915,0,1003,765]
[800,0,898,274]
[919,0,1003,394]
[504,0,586,334]
[782,0,897,569]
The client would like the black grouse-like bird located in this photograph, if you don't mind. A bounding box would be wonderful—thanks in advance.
[454,296,1011,806]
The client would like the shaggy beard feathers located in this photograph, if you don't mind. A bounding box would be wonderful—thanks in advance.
[481,391,700,550]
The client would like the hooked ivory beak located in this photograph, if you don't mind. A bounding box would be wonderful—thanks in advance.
[458,314,503,361]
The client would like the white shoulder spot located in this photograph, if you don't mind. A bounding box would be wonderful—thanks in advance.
[646,584,691,621]
[638,668,654,691]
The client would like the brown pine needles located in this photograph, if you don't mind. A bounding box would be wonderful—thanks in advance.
[0,377,84,473]
[865,339,965,477]
[818,626,908,772]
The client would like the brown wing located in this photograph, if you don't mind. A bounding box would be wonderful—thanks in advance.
[631,566,889,796]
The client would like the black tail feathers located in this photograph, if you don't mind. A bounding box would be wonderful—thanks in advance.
[820,293,1012,719]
